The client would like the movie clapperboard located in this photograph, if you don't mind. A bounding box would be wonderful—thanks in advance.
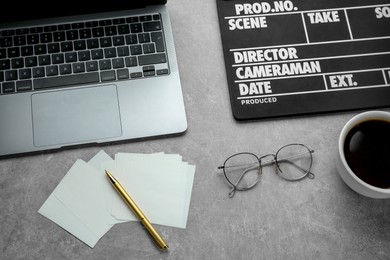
[216,0,390,120]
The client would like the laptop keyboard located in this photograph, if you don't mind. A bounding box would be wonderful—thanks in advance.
[0,14,169,95]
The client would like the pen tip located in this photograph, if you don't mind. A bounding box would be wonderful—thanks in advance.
[105,170,116,184]
[105,170,113,178]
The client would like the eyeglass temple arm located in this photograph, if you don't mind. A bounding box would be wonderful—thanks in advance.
[228,164,260,198]
[218,162,257,169]
[278,159,315,179]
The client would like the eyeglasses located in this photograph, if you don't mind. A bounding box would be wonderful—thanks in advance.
[218,143,315,198]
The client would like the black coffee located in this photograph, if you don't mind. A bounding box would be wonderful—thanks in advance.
[344,119,390,189]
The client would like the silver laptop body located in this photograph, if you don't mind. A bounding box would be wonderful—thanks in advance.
[0,1,187,157]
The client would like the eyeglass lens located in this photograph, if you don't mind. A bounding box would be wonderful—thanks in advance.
[223,153,260,191]
[275,144,313,181]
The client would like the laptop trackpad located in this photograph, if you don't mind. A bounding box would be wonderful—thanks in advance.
[32,85,122,147]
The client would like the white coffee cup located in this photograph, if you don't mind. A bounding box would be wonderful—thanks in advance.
[336,111,390,199]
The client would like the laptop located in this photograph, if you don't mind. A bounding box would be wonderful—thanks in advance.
[0,1,187,157]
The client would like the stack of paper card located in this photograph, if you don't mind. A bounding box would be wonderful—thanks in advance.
[38,150,195,248]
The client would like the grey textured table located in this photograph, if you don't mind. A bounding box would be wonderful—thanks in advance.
[1,1,389,259]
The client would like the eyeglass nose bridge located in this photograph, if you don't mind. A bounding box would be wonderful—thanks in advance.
[259,154,278,174]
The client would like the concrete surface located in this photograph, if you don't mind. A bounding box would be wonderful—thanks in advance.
[1,1,389,259]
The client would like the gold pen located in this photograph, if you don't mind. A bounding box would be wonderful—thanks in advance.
[105,170,169,252]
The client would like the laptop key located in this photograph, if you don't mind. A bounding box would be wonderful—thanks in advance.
[86,61,98,72]
[140,15,152,22]
[144,71,155,77]
[118,25,130,35]
[27,34,39,45]
[40,33,53,43]
[113,18,126,25]
[46,65,59,76]
[16,80,33,91]
[25,57,38,67]
[126,17,139,23]
[143,65,155,72]
[0,37,13,47]
[104,48,117,58]
[86,21,98,28]
[125,35,138,45]
[1,30,15,37]
[2,82,16,93]
[74,40,86,50]
[30,27,43,34]
[8,47,20,58]
[112,58,124,69]
[87,39,99,49]
[99,59,112,70]
[59,64,72,75]
[143,43,155,54]
[13,35,26,46]
[65,52,77,63]
[130,23,142,33]
[72,22,85,29]
[0,49,6,59]
[19,68,32,79]
[130,72,142,78]
[44,25,57,32]
[100,37,112,48]
[91,49,104,60]
[38,55,51,66]
[113,36,125,46]
[100,70,116,81]
[99,20,112,26]
[130,45,142,55]
[53,31,66,42]
[48,43,60,53]
[73,62,86,73]
[125,57,137,67]
[117,69,129,80]
[52,53,64,64]
[33,67,45,78]
[105,26,117,36]
[0,59,11,70]
[11,58,24,68]
[78,50,91,61]
[92,27,104,37]
[138,53,166,66]
[61,42,73,52]
[34,72,99,89]
[117,46,129,57]
[151,32,165,52]
[79,29,92,39]
[5,70,18,81]
[157,69,169,75]
[21,46,34,56]
[66,30,79,40]
[143,21,162,32]
[138,33,150,43]
[58,24,71,31]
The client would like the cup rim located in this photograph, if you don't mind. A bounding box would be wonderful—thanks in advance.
[338,111,390,194]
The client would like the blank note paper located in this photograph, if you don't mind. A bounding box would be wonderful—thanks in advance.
[38,150,195,248]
